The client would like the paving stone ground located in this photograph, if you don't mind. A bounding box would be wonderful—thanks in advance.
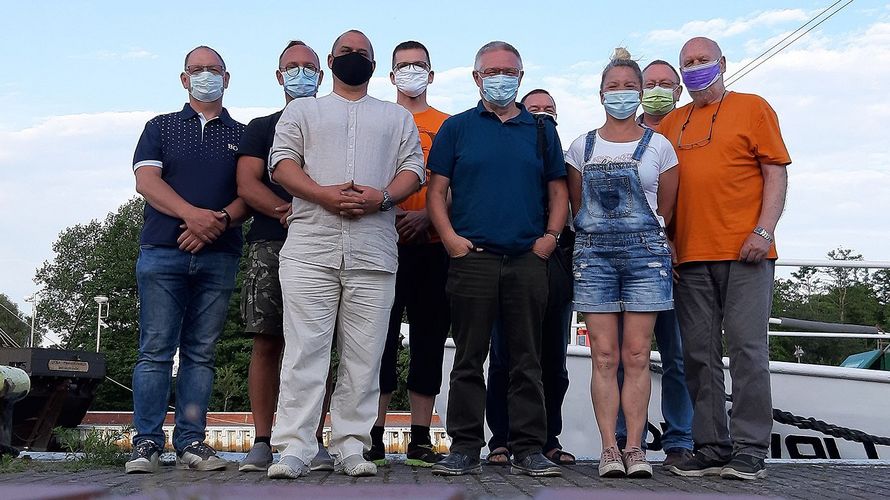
[2,459,890,499]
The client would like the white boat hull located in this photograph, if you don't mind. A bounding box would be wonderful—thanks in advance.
[435,340,890,460]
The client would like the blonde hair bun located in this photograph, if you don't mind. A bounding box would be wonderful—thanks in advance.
[611,47,632,61]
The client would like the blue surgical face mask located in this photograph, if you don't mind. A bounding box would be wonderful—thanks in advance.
[480,74,519,107]
[283,68,319,99]
[189,71,224,102]
[602,90,641,120]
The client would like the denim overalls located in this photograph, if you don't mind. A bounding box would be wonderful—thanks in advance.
[572,128,673,313]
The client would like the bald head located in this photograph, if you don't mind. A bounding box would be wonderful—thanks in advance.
[680,37,722,69]
[332,29,374,60]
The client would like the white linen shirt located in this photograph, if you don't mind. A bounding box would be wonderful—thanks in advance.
[269,92,425,273]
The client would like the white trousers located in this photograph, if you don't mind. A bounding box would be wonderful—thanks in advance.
[271,257,396,465]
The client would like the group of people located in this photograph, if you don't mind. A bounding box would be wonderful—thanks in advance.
[124,28,790,483]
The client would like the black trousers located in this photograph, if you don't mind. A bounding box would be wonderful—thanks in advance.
[486,240,574,453]
[379,242,451,395]
[445,250,548,459]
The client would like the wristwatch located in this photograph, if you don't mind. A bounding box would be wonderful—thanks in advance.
[545,230,561,243]
[380,190,395,212]
[753,226,773,242]
[219,209,232,230]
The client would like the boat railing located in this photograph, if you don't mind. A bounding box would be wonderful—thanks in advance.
[569,258,890,346]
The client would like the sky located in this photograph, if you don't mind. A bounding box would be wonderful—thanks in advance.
[1,0,889,338]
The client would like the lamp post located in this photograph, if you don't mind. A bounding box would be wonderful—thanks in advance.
[24,294,38,348]
[94,296,109,353]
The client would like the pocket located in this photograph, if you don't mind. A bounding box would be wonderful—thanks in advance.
[583,173,633,218]
[643,236,672,256]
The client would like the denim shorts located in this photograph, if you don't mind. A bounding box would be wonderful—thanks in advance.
[572,230,673,313]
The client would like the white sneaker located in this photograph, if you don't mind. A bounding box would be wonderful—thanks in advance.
[267,455,309,479]
[336,453,377,477]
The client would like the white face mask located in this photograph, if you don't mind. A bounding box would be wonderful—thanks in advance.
[393,66,430,98]
[189,71,224,102]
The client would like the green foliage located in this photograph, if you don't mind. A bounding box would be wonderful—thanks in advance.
[53,426,128,468]
[770,247,888,366]
[0,293,40,347]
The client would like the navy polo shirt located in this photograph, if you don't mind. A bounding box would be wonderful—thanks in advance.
[237,110,291,243]
[428,101,566,255]
[133,103,246,254]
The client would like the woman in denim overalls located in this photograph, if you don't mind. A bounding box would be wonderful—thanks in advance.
[565,49,679,479]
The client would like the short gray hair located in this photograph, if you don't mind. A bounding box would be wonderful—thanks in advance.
[474,41,522,71]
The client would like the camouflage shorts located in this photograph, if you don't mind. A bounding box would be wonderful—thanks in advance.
[241,240,284,336]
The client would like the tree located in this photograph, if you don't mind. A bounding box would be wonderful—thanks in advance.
[0,293,39,347]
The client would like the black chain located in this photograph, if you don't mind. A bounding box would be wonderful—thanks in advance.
[649,363,890,447]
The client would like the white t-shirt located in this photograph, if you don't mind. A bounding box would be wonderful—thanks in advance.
[565,130,678,227]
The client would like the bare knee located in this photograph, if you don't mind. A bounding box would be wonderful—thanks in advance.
[621,347,650,373]
[593,349,620,375]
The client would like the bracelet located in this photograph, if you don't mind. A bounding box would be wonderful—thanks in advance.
[219,209,232,230]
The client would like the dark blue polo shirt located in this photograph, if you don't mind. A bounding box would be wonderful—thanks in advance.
[427,101,566,255]
[133,103,246,254]
[237,110,291,243]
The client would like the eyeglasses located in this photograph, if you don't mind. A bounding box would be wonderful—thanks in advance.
[644,81,679,90]
[677,92,726,150]
[185,65,225,76]
[477,67,521,77]
[393,61,430,72]
[280,65,319,78]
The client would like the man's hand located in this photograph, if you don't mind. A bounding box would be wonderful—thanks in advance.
[177,227,207,254]
[182,208,226,243]
[739,232,772,263]
[396,209,431,243]
[443,233,474,258]
[532,234,557,260]
[314,181,364,217]
[275,202,293,227]
[339,183,385,218]
[668,239,680,282]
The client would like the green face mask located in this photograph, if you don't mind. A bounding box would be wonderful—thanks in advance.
[641,86,676,115]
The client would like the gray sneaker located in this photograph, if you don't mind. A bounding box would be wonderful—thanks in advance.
[268,455,309,479]
[125,440,161,474]
[239,442,273,472]
[310,442,334,471]
[336,453,377,477]
[176,441,228,471]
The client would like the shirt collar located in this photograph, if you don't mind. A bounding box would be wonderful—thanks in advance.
[474,100,535,125]
[179,103,237,127]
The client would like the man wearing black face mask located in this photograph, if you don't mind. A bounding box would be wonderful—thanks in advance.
[266,30,425,480]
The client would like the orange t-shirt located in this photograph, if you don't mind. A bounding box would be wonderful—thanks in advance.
[657,92,791,265]
[399,106,450,243]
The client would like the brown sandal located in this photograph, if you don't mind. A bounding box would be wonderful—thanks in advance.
[486,447,511,466]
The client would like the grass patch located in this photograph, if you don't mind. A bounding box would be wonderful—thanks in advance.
[54,426,129,470]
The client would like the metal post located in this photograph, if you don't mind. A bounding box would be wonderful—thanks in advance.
[26,295,37,348]
[94,296,108,353]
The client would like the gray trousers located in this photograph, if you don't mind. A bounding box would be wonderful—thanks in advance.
[675,260,775,460]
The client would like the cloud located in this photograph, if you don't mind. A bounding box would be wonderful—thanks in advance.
[645,9,810,46]
[73,48,158,60]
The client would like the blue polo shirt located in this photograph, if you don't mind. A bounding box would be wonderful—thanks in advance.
[427,101,566,255]
[133,103,246,255]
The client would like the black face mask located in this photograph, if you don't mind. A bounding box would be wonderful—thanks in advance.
[331,52,374,86]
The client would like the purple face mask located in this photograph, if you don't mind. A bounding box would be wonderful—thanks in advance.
[681,59,721,92]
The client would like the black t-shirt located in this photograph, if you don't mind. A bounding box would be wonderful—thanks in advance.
[237,111,292,242]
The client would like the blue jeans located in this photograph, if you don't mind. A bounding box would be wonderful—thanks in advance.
[132,246,239,451]
[616,309,693,451]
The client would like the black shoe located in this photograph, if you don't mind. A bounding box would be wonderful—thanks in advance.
[431,452,482,476]
[666,451,729,477]
[720,454,767,480]
[510,452,562,477]
[406,443,444,468]
[662,447,694,468]
[363,443,387,466]
[125,440,161,474]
